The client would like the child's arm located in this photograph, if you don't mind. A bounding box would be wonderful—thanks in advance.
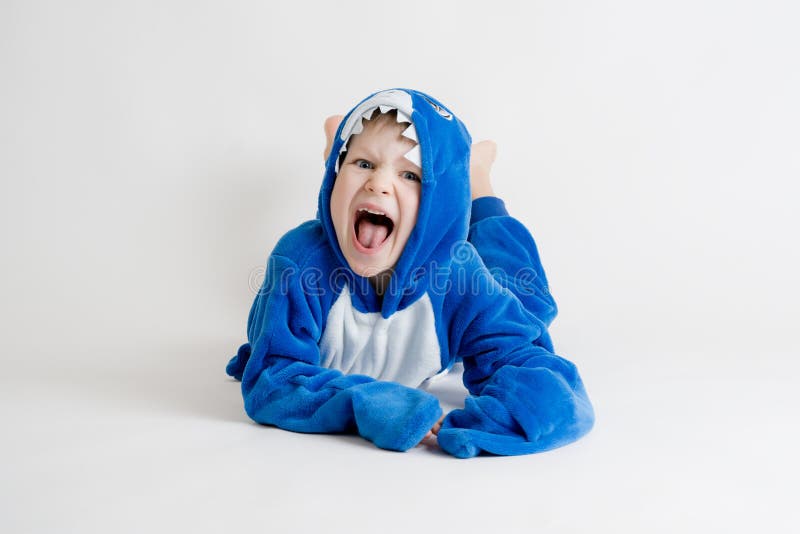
[226,240,443,452]
[467,197,558,327]
[437,251,594,458]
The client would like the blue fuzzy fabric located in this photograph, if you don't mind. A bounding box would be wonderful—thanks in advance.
[226,88,594,457]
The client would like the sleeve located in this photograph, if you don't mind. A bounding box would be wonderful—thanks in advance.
[225,254,443,452]
[467,196,558,327]
[437,255,594,459]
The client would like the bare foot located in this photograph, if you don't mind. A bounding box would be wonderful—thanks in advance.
[470,140,497,200]
[323,115,344,161]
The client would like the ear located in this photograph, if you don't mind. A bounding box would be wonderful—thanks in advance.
[323,115,344,162]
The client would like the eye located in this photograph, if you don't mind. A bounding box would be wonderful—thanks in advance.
[354,159,373,169]
[403,171,421,182]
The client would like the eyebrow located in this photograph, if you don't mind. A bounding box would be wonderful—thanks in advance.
[347,145,422,173]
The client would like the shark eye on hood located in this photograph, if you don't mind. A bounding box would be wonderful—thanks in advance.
[422,95,453,120]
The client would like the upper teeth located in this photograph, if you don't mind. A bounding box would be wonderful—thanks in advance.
[359,208,385,216]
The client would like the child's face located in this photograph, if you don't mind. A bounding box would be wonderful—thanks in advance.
[329,115,422,278]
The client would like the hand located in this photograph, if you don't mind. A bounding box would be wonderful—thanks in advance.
[417,414,446,448]
[322,115,498,201]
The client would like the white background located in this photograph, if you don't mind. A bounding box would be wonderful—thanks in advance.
[2,0,799,532]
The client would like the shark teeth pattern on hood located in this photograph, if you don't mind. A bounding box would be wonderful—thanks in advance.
[335,89,419,173]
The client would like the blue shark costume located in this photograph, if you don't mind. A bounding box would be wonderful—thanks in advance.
[226,89,594,458]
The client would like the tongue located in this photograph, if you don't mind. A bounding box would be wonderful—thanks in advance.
[357,219,388,249]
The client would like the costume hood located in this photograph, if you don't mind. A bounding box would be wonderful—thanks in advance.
[318,88,472,317]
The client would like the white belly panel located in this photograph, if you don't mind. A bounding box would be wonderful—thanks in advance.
[319,290,442,388]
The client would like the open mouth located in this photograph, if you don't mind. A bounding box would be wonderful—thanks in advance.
[353,207,394,252]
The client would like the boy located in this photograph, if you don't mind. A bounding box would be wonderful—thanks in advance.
[226,88,594,458]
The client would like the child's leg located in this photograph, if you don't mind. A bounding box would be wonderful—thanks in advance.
[467,142,558,327]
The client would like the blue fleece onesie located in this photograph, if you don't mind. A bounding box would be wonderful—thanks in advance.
[226,88,595,458]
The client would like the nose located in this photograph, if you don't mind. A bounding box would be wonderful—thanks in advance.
[365,170,392,196]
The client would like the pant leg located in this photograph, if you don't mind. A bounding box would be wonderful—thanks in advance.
[467,196,558,327]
